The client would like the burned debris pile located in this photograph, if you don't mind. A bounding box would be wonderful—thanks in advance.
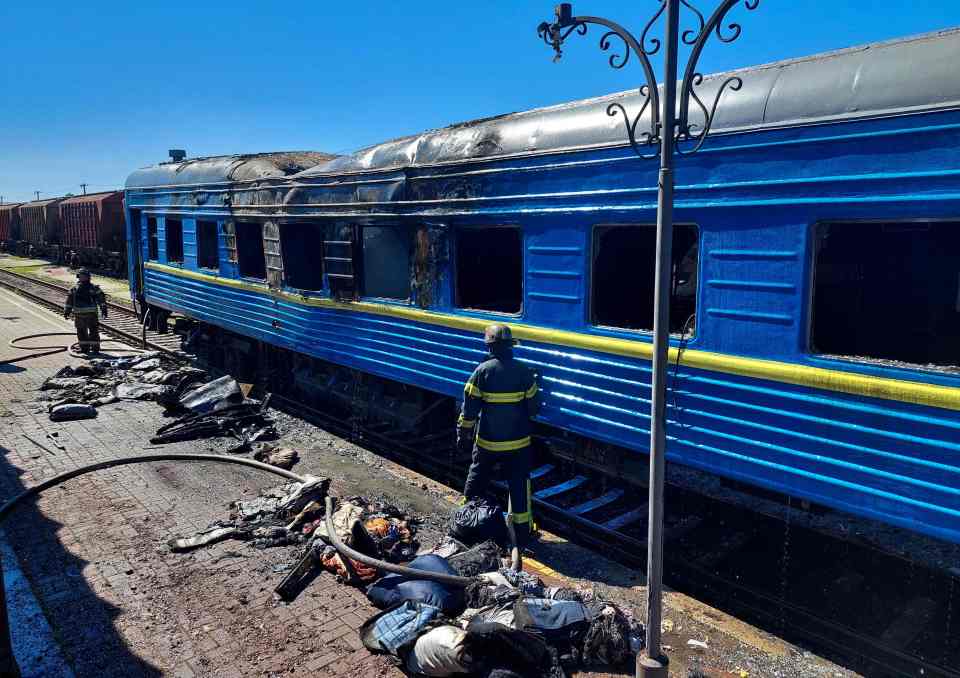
[168,483,644,678]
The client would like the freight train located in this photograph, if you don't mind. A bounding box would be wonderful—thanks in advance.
[124,29,960,546]
[0,191,127,275]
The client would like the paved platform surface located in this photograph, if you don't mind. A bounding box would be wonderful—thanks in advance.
[0,286,856,677]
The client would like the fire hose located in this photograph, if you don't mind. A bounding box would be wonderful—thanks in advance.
[3,332,143,365]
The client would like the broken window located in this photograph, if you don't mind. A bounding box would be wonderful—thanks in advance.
[236,221,267,280]
[361,226,412,300]
[591,224,699,332]
[812,221,960,367]
[280,222,326,291]
[455,227,522,313]
[147,217,158,261]
[197,220,219,270]
[166,219,184,263]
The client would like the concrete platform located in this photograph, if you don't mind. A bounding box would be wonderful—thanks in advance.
[0,287,858,677]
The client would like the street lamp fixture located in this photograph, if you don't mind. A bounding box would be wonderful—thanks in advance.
[537,2,759,676]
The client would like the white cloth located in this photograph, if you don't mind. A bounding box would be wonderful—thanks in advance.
[405,625,469,676]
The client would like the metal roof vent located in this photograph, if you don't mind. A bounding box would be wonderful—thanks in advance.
[168,149,187,163]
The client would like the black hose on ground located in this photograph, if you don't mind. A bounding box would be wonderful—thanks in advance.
[0,453,307,523]
[3,332,144,365]
[323,496,480,588]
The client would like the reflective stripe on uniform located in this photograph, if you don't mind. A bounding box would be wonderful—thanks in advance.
[525,383,538,398]
[464,382,483,399]
[482,391,525,403]
[72,307,99,314]
[457,416,476,429]
[476,436,531,452]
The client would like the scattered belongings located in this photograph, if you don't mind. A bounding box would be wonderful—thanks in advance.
[167,476,331,553]
[449,498,509,547]
[178,375,243,414]
[252,445,299,470]
[49,403,97,421]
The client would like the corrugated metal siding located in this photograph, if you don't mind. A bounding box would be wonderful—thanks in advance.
[143,268,960,544]
[18,200,63,245]
[0,205,20,241]
[60,192,124,251]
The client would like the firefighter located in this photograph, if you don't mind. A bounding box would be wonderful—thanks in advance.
[457,324,542,547]
[64,268,108,354]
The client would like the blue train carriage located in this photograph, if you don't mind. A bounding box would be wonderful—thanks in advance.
[125,29,960,546]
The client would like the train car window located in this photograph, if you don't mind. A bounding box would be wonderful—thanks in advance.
[196,220,219,270]
[591,224,698,332]
[166,219,184,263]
[455,227,522,313]
[147,217,158,261]
[361,226,412,300]
[236,221,267,280]
[812,221,960,367]
[280,222,325,290]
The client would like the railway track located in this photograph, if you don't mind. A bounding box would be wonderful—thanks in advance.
[0,268,182,355]
[2,265,958,677]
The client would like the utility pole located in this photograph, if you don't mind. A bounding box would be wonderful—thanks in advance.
[538,2,759,676]
[80,183,87,195]
[34,191,40,201]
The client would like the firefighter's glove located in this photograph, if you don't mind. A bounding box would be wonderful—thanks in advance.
[456,427,474,454]
[64,311,71,320]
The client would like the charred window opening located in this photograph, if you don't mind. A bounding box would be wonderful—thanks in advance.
[236,221,267,280]
[455,227,522,313]
[812,221,960,367]
[166,219,183,263]
[197,220,219,270]
[280,222,325,291]
[361,226,413,300]
[147,217,158,261]
[591,224,699,332]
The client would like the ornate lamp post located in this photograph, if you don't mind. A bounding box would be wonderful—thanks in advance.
[537,2,758,675]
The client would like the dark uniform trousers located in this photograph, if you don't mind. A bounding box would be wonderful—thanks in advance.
[459,349,541,543]
[73,312,101,352]
[65,282,106,352]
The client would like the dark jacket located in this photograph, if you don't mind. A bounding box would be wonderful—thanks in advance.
[65,282,106,315]
[458,347,541,452]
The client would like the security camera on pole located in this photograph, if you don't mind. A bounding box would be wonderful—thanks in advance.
[537,1,759,675]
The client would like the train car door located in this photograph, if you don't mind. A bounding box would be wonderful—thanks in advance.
[127,208,144,311]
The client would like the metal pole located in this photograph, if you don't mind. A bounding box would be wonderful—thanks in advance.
[639,0,679,675]
[33,192,39,201]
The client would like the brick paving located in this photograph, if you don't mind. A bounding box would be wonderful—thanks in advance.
[0,287,402,678]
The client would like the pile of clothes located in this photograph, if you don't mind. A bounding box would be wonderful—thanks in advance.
[357,499,645,678]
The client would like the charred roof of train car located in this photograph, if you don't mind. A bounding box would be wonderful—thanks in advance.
[125,151,338,189]
[297,27,960,176]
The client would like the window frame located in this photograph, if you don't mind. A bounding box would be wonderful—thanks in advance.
[278,220,328,294]
[234,219,268,281]
[452,224,524,316]
[196,219,220,271]
[146,216,159,261]
[588,222,700,337]
[358,224,414,302]
[807,217,960,373]
[165,217,184,264]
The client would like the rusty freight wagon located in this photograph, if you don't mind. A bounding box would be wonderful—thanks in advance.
[16,197,64,259]
[59,191,127,275]
[0,203,21,250]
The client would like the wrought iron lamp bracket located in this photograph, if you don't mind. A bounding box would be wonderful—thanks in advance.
[537,0,760,158]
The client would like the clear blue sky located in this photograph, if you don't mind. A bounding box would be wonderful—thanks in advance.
[1,1,959,202]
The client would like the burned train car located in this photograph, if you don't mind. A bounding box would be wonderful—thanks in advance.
[59,191,127,275]
[125,31,960,545]
[0,203,21,250]
[17,197,64,258]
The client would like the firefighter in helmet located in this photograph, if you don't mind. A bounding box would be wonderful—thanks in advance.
[457,324,542,547]
[64,268,108,354]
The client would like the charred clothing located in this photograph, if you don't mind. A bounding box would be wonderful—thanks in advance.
[65,282,107,352]
[459,344,541,539]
